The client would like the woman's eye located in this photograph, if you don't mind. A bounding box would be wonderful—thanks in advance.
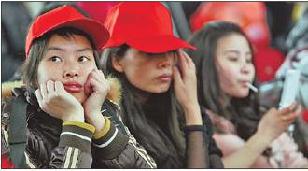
[78,56,90,63]
[246,58,252,64]
[228,57,238,62]
[49,56,62,63]
[146,53,160,57]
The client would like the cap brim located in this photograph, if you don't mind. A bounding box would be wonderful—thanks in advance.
[63,19,109,49]
[105,35,196,53]
[128,35,196,53]
[36,19,109,50]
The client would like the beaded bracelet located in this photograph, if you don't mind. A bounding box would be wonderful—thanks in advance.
[183,125,206,134]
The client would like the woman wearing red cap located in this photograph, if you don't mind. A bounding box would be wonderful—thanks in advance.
[187,21,307,168]
[102,2,223,168]
[1,5,155,168]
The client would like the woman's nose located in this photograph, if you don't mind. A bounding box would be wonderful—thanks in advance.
[63,62,79,78]
[158,54,174,68]
[241,63,250,74]
[64,70,78,78]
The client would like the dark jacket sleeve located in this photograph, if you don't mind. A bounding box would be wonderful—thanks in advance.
[91,100,157,168]
[26,121,95,168]
[2,91,95,168]
[3,92,156,168]
[2,99,96,169]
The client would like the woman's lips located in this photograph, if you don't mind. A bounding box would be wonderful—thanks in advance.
[239,80,251,88]
[157,74,172,81]
[63,82,82,93]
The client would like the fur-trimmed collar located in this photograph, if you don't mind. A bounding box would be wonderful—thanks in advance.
[1,77,122,104]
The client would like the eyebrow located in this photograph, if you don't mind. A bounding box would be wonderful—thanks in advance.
[223,50,240,55]
[47,47,93,52]
[223,50,252,55]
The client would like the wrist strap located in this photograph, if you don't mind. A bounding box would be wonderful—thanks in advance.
[184,125,206,134]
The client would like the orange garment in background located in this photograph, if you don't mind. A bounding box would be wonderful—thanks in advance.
[190,2,270,47]
[190,2,285,83]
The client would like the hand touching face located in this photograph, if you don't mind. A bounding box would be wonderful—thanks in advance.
[35,80,84,121]
[36,35,110,128]
[82,69,110,120]
[37,34,97,103]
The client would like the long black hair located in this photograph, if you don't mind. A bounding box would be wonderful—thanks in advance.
[187,21,260,140]
[102,46,186,168]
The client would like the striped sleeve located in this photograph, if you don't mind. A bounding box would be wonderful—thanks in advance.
[92,101,157,168]
[59,121,94,153]
[92,118,129,160]
[116,111,157,168]
[123,125,157,168]
[98,114,157,168]
[51,121,95,168]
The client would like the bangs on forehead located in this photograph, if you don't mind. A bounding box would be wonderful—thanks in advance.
[46,27,96,50]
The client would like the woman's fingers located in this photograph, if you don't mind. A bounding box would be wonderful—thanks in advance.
[86,69,107,88]
[181,50,192,64]
[35,89,43,106]
[91,77,110,93]
[47,80,55,94]
[179,49,195,69]
[39,80,66,101]
[54,80,65,94]
[176,50,189,76]
[279,102,298,122]
[91,69,106,83]
[287,102,298,112]
[176,49,196,79]
[84,69,110,96]
[40,83,48,99]
[278,103,296,116]
[93,68,105,80]
[173,66,183,85]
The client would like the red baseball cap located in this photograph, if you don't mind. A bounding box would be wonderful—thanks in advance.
[103,2,195,53]
[25,5,109,57]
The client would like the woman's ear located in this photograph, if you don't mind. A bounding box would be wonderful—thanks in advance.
[111,56,124,73]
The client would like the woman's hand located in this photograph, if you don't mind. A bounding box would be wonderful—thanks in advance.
[82,69,110,131]
[270,132,308,168]
[35,80,84,122]
[173,50,202,125]
[257,103,298,144]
